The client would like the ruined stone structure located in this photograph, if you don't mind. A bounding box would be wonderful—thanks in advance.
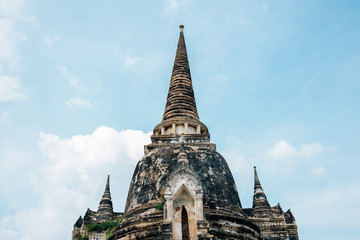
[72,176,123,240]
[72,25,299,240]
[243,168,298,240]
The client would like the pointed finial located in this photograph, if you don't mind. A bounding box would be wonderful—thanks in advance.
[254,166,262,192]
[105,175,110,193]
[179,25,184,33]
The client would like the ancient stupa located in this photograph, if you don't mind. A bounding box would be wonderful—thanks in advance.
[72,25,298,240]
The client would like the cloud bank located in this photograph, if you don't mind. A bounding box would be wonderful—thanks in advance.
[0,126,151,240]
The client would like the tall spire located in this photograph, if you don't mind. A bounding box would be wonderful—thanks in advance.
[96,175,114,220]
[252,167,271,215]
[151,25,209,143]
[162,25,199,121]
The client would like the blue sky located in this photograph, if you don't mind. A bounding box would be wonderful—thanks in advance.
[0,0,359,239]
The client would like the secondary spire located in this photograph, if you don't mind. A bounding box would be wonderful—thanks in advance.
[252,167,271,215]
[96,175,114,220]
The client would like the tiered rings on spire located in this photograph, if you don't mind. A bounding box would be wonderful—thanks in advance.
[162,25,199,121]
[96,175,114,220]
[252,167,271,215]
[151,25,209,144]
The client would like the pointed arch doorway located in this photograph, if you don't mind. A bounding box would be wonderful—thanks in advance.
[172,184,196,240]
[181,206,189,240]
[163,176,205,240]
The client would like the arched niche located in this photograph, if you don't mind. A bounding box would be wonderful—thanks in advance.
[163,170,204,240]
[172,184,196,240]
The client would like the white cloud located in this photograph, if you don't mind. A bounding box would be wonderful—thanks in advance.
[0,126,151,240]
[310,166,326,176]
[66,97,91,109]
[299,142,324,158]
[0,1,26,70]
[57,65,84,89]
[0,75,26,102]
[0,0,24,19]
[124,54,140,68]
[221,139,325,176]
[268,140,297,159]
[44,36,59,49]
[264,140,325,173]
[38,126,151,175]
